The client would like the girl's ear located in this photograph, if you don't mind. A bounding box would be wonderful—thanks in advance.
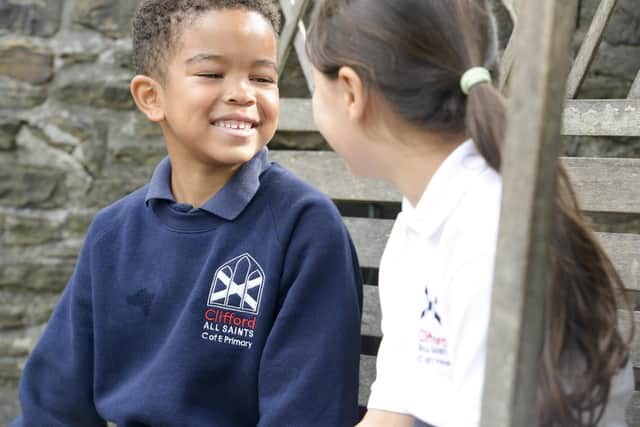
[130,75,165,122]
[337,66,367,122]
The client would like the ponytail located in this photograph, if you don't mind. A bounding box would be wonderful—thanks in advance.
[539,164,631,426]
[465,83,505,171]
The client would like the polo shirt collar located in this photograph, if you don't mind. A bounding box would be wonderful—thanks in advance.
[400,139,490,237]
[144,147,270,221]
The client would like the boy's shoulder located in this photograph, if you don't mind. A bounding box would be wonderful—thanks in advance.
[86,185,149,243]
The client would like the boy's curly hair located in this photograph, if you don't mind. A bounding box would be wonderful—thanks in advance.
[132,0,281,79]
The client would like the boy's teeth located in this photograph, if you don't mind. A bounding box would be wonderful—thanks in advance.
[214,120,253,129]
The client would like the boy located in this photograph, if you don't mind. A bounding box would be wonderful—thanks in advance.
[12,1,363,426]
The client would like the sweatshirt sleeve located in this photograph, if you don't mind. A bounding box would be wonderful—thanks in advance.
[12,224,105,427]
[257,199,363,427]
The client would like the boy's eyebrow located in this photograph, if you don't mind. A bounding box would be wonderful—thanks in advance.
[254,59,279,73]
[185,54,278,72]
[185,53,225,65]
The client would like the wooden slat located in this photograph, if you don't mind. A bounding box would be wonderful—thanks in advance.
[629,70,640,99]
[499,27,520,91]
[562,99,640,136]
[269,150,400,203]
[343,218,393,269]
[362,306,640,369]
[628,391,640,427]
[278,99,317,133]
[279,98,640,136]
[360,301,640,372]
[619,310,640,370]
[565,0,618,98]
[498,0,526,90]
[499,0,523,25]
[270,150,640,214]
[564,157,640,214]
[598,233,640,291]
[279,0,314,93]
[361,284,382,338]
[344,216,640,291]
[358,355,376,407]
[277,0,311,74]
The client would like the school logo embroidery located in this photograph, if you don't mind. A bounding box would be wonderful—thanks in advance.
[420,286,441,324]
[208,253,265,314]
[201,253,264,350]
[417,286,450,367]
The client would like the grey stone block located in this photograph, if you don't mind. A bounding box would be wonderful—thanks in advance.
[0,0,63,37]
[0,39,54,85]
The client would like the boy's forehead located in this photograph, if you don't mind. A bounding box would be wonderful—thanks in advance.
[178,7,277,45]
[172,8,277,62]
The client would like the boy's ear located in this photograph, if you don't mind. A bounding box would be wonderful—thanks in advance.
[337,66,367,122]
[130,75,165,122]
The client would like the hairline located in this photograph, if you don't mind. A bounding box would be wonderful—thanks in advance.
[139,4,279,82]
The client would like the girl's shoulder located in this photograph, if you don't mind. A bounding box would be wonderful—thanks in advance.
[441,166,502,256]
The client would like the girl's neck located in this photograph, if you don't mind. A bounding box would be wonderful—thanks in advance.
[380,124,466,207]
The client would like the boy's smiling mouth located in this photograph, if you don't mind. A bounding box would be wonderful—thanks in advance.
[212,120,256,129]
[211,116,259,137]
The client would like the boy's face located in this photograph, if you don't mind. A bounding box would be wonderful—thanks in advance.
[157,8,279,169]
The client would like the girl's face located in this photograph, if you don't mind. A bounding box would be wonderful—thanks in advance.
[312,67,383,177]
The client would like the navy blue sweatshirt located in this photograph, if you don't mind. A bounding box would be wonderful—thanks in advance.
[13,148,363,427]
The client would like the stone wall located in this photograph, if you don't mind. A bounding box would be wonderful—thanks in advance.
[0,0,638,423]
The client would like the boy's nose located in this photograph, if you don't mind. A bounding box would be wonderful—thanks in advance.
[224,80,255,105]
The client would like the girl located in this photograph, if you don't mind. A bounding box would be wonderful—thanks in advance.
[306,0,634,426]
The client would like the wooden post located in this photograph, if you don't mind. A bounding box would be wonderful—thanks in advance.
[277,0,312,76]
[278,0,315,92]
[498,0,526,90]
[480,0,577,425]
[565,0,618,98]
[628,71,640,99]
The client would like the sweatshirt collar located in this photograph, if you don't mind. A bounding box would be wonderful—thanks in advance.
[399,139,490,237]
[144,147,270,221]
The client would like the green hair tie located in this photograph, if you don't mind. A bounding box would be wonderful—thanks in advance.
[460,67,492,95]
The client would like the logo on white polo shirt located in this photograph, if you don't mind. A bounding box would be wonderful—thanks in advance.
[420,286,441,324]
[417,286,450,367]
[208,253,265,314]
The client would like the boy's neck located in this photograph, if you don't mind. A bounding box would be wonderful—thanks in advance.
[169,158,240,208]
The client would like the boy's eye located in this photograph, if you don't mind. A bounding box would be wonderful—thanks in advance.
[198,73,223,79]
[251,76,276,84]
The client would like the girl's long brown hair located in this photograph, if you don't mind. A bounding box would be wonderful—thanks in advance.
[307,0,632,425]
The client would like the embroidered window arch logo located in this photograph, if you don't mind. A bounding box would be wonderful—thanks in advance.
[208,253,265,314]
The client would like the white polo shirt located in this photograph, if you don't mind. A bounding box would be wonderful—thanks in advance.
[367,139,633,426]
[367,140,501,426]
